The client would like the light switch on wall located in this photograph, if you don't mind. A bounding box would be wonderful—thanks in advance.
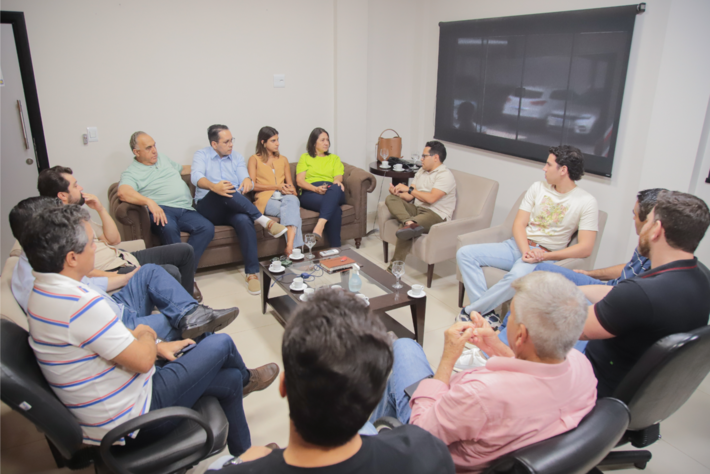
[87,127,99,142]
[273,74,285,88]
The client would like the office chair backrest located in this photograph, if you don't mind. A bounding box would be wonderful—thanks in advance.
[0,319,84,459]
[484,398,630,474]
[613,325,710,431]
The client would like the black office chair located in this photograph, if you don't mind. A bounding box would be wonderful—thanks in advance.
[482,398,629,474]
[0,319,229,474]
[596,324,710,470]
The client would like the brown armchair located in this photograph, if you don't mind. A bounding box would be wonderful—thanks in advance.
[108,162,376,269]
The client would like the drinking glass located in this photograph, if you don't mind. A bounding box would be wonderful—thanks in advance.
[379,147,389,163]
[411,153,420,163]
[391,260,405,289]
[305,233,316,259]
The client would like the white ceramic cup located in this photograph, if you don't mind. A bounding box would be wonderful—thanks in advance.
[381,160,389,167]
[356,293,369,304]
[273,190,283,200]
[270,261,283,271]
[292,248,302,258]
[304,288,315,299]
[293,277,304,289]
[411,284,424,296]
[330,285,342,290]
[393,164,404,171]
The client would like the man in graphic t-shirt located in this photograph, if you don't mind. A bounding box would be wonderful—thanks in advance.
[457,145,598,324]
[580,190,710,398]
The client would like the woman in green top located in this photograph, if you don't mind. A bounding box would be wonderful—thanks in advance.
[297,128,346,247]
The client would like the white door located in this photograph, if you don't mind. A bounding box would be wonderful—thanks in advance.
[1,23,41,265]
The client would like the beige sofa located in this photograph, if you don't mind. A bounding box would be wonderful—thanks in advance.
[377,170,499,287]
[108,162,376,269]
[456,191,608,307]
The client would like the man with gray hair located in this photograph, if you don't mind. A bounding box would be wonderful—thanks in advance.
[369,271,597,473]
[117,132,215,274]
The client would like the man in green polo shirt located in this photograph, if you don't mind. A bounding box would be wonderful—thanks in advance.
[117,131,215,271]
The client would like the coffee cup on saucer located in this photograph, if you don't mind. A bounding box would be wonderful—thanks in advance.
[272,190,283,200]
[291,248,302,259]
[411,284,424,296]
[303,288,315,300]
[330,285,342,290]
[381,160,390,168]
[356,293,369,305]
[270,260,283,272]
[293,277,305,290]
[393,164,404,171]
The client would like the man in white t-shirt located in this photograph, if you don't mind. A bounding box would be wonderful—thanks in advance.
[457,145,599,323]
[384,141,457,268]
[21,205,279,456]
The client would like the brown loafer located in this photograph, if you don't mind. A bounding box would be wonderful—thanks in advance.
[193,281,203,303]
[243,363,280,397]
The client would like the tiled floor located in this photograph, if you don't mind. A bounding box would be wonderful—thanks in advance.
[2,232,709,473]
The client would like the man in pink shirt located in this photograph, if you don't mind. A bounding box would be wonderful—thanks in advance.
[369,271,597,473]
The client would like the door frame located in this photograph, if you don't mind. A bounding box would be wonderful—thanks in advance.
[1,11,49,171]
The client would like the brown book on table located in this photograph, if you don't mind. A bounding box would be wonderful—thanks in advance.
[319,256,357,273]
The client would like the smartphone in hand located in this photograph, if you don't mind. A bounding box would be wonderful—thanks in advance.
[175,343,197,357]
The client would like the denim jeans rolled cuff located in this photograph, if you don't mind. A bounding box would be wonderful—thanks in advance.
[264,195,304,247]
[150,206,215,270]
[369,338,434,426]
[299,181,345,247]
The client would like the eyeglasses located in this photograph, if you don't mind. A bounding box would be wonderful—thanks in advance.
[222,138,236,144]
[421,154,432,158]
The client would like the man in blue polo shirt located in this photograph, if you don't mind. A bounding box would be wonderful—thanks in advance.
[192,124,287,296]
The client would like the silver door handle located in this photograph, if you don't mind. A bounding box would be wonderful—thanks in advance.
[17,100,29,150]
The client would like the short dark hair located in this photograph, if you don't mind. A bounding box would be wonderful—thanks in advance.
[37,166,74,197]
[21,205,91,274]
[653,190,710,253]
[636,188,666,222]
[425,140,447,163]
[9,196,63,241]
[208,124,229,145]
[306,128,330,158]
[255,126,279,160]
[282,289,393,447]
[548,145,584,181]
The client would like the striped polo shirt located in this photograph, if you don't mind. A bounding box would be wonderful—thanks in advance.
[27,271,153,445]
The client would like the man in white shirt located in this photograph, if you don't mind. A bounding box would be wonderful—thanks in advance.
[21,204,279,456]
[384,141,457,268]
[457,145,598,324]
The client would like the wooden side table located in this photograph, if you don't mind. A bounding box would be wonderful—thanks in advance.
[369,161,417,187]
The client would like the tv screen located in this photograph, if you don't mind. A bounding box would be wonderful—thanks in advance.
[434,5,640,177]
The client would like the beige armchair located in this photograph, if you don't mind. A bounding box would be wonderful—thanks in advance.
[378,170,499,287]
[456,191,608,307]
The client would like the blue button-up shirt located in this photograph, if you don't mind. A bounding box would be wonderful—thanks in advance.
[191,146,250,203]
[607,247,651,286]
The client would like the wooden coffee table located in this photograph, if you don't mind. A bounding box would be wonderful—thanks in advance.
[260,245,427,344]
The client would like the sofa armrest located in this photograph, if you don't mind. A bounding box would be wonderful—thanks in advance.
[555,258,589,271]
[423,215,497,264]
[457,225,510,251]
[108,182,155,247]
[343,165,376,239]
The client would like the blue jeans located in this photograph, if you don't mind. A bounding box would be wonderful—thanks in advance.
[299,182,345,247]
[150,206,214,270]
[133,334,251,456]
[265,195,304,247]
[367,339,434,430]
[457,237,556,315]
[196,191,261,275]
[533,262,604,286]
[113,264,198,341]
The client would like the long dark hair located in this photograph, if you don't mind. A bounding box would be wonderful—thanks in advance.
[255,126,279,162]
[306,127,330,158]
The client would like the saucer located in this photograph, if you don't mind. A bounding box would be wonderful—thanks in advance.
[269,266,285,274]
[407,290,425,298]
[393,167,405,172]
[290,283,306,291]
[289,253,304,261]
[379,164,391,169]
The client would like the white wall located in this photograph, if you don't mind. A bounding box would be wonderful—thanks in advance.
[366,0,710,268]
[4,0,336,213]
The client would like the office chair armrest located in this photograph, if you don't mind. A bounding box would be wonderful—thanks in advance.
[373,416,403,432]
[99,406,215,474]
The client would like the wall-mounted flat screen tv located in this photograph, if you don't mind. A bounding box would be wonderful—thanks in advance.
[434,5,641,177]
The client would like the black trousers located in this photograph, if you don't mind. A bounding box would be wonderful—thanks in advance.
[116,243,195,294]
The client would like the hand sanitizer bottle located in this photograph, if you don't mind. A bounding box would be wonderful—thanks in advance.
[349,264,362,293]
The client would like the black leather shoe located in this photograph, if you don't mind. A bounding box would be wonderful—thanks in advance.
[395,222,424,240]
[243,363,280,397]
[179,305,239,339]
[193,281,203,303]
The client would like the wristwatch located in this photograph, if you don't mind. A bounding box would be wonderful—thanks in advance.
[408,186,414,194]
[224,457,243,466]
